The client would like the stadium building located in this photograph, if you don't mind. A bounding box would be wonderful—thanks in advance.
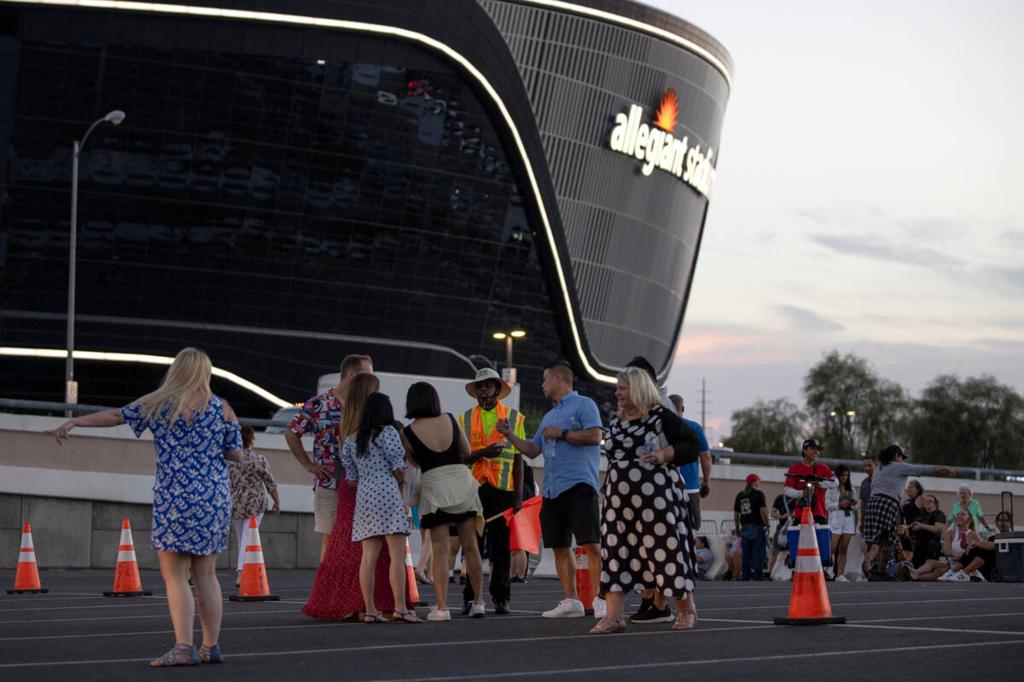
[0,0,732,416]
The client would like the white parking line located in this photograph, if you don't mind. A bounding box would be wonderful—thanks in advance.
[359,639,1024,681]
[0,623,779,668]
[837,622,1024,637]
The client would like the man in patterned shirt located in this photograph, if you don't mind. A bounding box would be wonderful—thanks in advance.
[285,354,373,562]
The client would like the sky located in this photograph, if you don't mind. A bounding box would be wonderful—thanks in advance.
[649,0,1024,444]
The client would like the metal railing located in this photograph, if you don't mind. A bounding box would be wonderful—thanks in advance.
[4,397,1022,482]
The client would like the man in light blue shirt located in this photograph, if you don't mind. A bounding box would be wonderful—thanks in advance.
[498,360,604,619]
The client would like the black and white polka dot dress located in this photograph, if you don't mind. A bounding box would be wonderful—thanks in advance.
[342,425,410,542]
[600,405,697,598]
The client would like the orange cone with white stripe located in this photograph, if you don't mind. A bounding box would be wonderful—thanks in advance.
[575,547,594,610]
[404,537,425,606]
[229,516,279,602]
[774,507,845,625]
[6,522,48,594]
[103,517,152,597]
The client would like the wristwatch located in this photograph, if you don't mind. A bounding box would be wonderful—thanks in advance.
[560,429,569,441]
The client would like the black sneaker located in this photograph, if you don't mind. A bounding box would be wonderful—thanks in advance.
[493,601,510,615]
[630,604,673,624]
[628,597,653,623]
[460,601,472,616]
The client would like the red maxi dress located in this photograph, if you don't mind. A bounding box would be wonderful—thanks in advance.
[302,465,397,619]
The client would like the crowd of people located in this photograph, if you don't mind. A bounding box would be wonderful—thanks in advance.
[48,346,1013,667]
[722,441,1011,584]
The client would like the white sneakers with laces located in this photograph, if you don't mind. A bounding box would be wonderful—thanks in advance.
[469,602,486,618]
[542,598,585,618]
[938,569,970,582]
[427,606,451,621]
[835,574,849,582]
[592,596,607,619]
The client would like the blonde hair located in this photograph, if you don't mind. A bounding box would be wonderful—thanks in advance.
[339,373,381,439]
[136,347,212,425]
[617,366,661,420]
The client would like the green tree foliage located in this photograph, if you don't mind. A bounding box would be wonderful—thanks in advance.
[908,375,1024,468]
[803,351,910,457]
[725,398,806,455]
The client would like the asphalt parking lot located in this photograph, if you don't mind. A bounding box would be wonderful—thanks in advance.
[2,569,1023,681]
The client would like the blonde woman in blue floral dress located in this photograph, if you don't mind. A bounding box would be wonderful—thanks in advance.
[53,347,243,666]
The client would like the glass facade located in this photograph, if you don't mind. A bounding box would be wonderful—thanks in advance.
[0,1,730,416]
[479,0,730,378]
[0,7,564,415]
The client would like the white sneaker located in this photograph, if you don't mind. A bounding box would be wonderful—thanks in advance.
[835,574,849,582]
[592,596,607,619]
[542,598,585,618]
[969,570,987,582]
[950,570,971,583]
[824,567,834,580]
[427,606,451,621]
[469,602,486,619]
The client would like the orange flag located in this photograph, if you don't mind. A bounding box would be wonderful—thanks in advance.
[502,495,543,554]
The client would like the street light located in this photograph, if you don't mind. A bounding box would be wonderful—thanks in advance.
[65,109,126,416]
[492,329,526,383]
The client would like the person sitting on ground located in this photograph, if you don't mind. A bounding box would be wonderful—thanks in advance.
[908,494,946,569]
[906,507,973,582]
[896,480,924,563]
[694,536,714,580]
[993,511,1013,534]
[723,528,742,580]
[950,486,993,535]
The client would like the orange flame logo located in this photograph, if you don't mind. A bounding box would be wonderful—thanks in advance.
[653,89,679,132]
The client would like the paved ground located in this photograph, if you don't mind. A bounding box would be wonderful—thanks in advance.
[1,569,1023,681]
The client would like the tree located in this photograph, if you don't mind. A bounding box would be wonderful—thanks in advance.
[725,398,806,455]
[908,375,1024,468]
[803,351,910,457]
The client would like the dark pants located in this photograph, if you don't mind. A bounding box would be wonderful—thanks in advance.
[740,524,767,581]
[464,483,513,605]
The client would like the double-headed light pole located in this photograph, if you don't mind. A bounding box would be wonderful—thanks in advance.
[492,329,526,384]
[65,109,126,415]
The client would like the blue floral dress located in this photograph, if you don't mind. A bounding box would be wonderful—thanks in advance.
[122,395,242,555]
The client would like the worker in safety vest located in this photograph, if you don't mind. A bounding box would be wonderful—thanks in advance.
[457,368,526,616]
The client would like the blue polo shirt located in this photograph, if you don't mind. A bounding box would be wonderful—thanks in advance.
[679,417,709,492]
[530,391,602,498]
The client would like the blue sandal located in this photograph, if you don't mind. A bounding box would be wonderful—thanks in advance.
[199,644,222,664]
[149,643,198,667]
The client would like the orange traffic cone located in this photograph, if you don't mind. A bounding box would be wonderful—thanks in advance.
[229,516,279,602]
[103,517,152,597]
[404,537,425,606]
[7,522,48,594]
[574,547,594,610]
[774,507,845,625]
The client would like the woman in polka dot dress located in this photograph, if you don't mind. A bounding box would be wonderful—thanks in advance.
[592,366,703,634]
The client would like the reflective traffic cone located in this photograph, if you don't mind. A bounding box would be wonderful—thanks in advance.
[103,517,152,597]
[574,547,594,610]
[404,537,425,606]
[229,516,279,602]
[774,507,845,625]
[7,522,48,594]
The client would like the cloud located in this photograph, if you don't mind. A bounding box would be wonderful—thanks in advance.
[674,323,802,366]
[999,230,1024,248]
[811,233,967,271]
[775,304,845,333]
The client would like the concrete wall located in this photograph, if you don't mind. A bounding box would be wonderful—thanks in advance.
[0,493,321,570]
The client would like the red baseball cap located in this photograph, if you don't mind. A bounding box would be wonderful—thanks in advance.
[746,473,760,484]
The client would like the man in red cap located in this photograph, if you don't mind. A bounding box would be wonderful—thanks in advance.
[784,439,837,525]
[733,473,770,580]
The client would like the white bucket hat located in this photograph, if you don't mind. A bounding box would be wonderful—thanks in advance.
[464,368,511,400]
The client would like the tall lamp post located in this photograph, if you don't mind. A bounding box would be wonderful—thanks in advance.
[66,109,126,416]
[492,329,526,384]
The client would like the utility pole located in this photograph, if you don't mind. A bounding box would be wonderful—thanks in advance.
[700,377,707,427]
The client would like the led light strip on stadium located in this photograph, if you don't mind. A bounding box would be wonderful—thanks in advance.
[0,0,727,383]
[0,347,293,407]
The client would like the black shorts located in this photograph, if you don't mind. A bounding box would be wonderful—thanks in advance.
[540,483,600,549]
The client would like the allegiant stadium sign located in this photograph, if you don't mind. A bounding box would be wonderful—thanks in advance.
[608,90,716,199]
